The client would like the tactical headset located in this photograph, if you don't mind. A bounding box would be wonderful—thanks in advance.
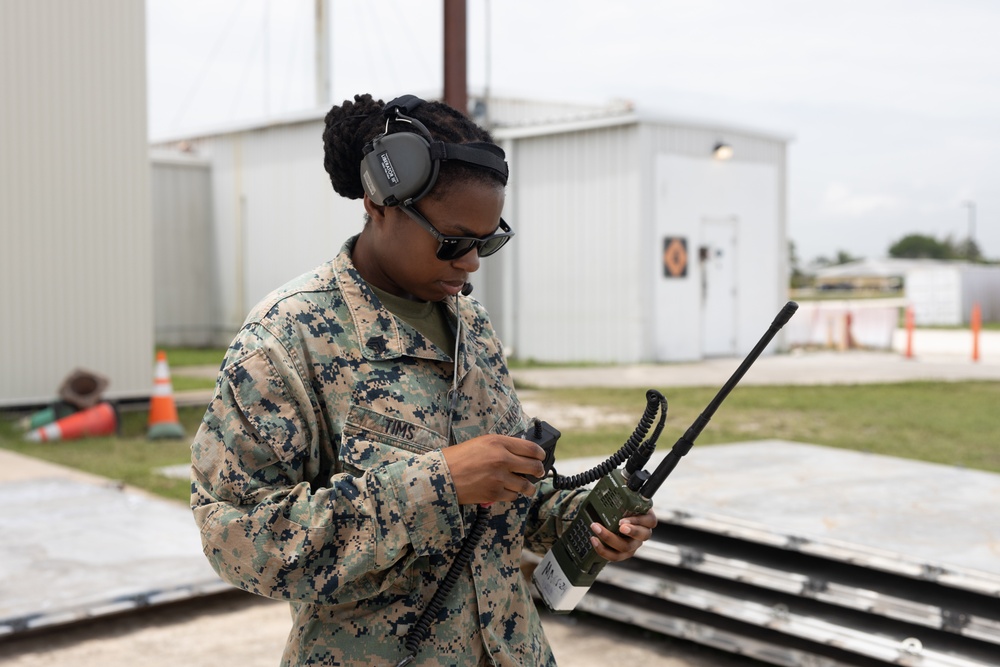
[360,95,509,207]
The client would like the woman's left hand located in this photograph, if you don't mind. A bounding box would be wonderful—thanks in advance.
[587,508,658,562]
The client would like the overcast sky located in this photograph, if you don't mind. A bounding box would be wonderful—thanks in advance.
[146,0,1000,264]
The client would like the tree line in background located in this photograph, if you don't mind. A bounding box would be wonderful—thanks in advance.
[790,234,996,289]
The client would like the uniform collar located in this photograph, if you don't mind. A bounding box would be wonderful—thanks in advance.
[334,236,471,380]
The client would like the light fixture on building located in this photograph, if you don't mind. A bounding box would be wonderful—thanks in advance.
[712,142,734,160]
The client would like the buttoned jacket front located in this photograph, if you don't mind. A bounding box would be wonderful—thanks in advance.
[191,238,584,666]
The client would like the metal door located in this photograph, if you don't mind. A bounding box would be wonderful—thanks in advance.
[700,217,738,356]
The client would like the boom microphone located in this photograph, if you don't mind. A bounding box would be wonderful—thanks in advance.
[461,283,474,296]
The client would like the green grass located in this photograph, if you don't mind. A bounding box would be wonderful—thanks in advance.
[171,375,219,392]
[159,347,227,391]
[158,347,227,367]
[2,382,998,506]
[909,321,1000,331]
[790,289,904,301]
[506,358,609,369]
[0,405,207,504]
[548,383,1000,472]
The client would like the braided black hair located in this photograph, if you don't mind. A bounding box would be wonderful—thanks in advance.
[322,93,503,201]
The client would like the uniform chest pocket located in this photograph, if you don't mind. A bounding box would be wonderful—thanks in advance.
[340,404,447,476]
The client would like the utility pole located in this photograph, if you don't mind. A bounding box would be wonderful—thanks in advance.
[315,0,331,109]
[443,0,468,115]
[962,200,977,259]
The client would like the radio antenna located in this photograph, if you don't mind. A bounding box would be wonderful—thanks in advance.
[640,301,799,498]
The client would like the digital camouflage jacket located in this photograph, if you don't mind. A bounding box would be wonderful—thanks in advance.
[191,238,586,666]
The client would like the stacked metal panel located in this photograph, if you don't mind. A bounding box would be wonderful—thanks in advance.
[0,477,227,636]
[552,442,1000,666]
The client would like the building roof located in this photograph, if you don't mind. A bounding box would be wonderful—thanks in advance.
[150,93,791,146]
[814,258,965,279]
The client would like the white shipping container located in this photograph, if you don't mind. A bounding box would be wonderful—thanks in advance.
[906,264,1000,326]
[0,0,153,407]
[960,265,1000,323]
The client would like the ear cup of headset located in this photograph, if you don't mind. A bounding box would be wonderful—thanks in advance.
[360,132,438,206]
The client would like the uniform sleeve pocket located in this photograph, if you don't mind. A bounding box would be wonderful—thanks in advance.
[226,349,308,463]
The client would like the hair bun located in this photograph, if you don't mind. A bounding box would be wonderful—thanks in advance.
[322,94,384,199]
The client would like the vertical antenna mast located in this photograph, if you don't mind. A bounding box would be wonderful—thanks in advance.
[315,0,331,109]
[483,0,491,126]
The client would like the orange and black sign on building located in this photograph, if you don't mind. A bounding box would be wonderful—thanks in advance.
[663,237,688,278]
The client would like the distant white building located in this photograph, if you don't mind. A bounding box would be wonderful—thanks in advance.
[906,263,1000,325]
[152,97,791,363]
[814,259,1000,325]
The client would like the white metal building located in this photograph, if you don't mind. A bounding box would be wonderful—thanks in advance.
[152,100,790,363]
[1,0,153,407]
[494,114,789,363]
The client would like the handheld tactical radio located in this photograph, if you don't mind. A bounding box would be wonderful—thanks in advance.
[533,468,653,611]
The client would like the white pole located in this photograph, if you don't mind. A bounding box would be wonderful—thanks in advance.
[315,0,331,108]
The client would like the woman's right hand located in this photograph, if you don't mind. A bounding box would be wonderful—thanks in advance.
[441,434,546,505]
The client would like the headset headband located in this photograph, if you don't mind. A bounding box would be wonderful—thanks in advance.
[384,94,426,116]
[360,95,508,206]
[383,95,509,183]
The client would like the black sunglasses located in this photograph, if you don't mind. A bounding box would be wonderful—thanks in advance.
[399,204,515,260]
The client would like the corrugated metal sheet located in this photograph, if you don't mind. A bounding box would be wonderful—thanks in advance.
[0,0,153,407]
[557,443,1000,666]
[151,154,218,347]
[505,123,646,362]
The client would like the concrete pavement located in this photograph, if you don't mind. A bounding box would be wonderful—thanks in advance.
[0,447,746,666]
[509,348,1000,390]
[509,328,1000,389]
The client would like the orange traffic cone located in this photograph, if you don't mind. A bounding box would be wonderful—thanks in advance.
[24,401,118,442]
[147,350,185,440]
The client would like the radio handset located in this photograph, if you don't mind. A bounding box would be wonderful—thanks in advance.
[397,418,559,666]
[519,418,559,482]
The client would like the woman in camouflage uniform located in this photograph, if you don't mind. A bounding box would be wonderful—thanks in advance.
[190,93,657,666]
